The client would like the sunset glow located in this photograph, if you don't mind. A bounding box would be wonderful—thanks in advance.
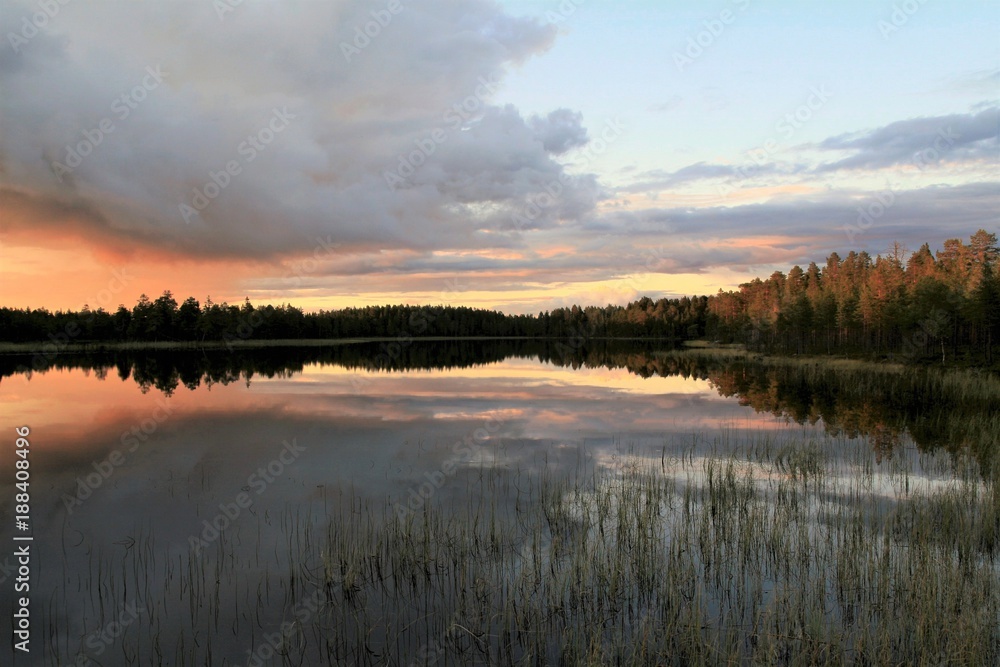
[1,0,996,313]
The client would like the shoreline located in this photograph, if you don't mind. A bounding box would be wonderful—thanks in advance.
[0,335,669,355]
[1,337,995,371]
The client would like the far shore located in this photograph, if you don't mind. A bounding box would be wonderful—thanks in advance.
[0,335,673,355]
[2,338,993,371]
[0,336,540,354]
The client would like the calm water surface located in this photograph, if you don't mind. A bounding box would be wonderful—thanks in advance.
[0,344,990,664]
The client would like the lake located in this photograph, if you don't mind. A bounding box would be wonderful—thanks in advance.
[1,342,997,665]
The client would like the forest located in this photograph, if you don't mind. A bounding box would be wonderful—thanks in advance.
[706,229,999,364]
[1,230,996,365]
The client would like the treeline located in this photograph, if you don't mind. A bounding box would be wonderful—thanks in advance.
[0,293,707,346]
[1,230,996,365]
[0,340,531,393]
[706,230,1000,364]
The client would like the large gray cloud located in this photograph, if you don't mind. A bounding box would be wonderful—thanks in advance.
[0,0,601,260]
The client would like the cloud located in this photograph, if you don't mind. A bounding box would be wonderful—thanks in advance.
[393,104,601,230]
[529,108,589,154]
[238,181,1000,309]
[941,68,1000,97]
[0,0,604,262]
[626,163,733,190]
[654,181,996,237]
[558,181,1000,277]
[620,161,814,198]
[815,107,999,172]
[648,96,683,113]
[2,1,997,314]
[616,107,998,198]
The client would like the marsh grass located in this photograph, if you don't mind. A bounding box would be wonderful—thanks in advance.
[45,425,1000,666]
[413,430,991,663]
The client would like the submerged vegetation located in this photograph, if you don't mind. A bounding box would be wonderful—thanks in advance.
[48,427,1000,665]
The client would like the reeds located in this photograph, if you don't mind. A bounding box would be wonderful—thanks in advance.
[45,425,1000,665]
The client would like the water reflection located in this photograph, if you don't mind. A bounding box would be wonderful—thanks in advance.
[3,341,996,462]
[0,343,995,664]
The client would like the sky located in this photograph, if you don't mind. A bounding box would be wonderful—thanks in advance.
[0,0,997,315]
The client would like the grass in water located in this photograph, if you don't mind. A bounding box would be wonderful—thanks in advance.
[48,426,1000,665]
